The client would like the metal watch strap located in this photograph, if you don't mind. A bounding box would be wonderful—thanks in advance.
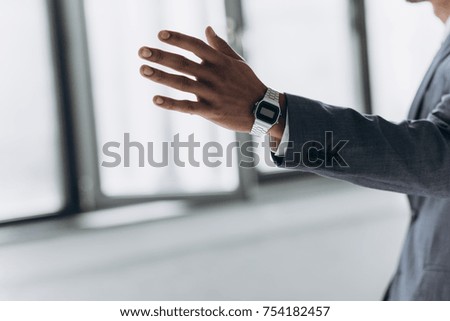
[251,119,270,136]
[265,87,280,105]
[250,88,280,136]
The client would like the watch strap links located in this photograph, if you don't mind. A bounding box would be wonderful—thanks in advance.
[251,119,270,137]
[265,88,279,105]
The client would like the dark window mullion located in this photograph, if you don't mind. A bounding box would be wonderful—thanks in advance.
[349,0,373,114]
[49,0,101,212]
[47,0,81,217]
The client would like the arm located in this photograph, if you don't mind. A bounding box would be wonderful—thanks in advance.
[138,27,450,198]
[274,94,450,198]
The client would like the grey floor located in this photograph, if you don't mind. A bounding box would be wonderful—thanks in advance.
[0,177,410,300]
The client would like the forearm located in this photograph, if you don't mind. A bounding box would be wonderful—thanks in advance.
[275,94,450,197]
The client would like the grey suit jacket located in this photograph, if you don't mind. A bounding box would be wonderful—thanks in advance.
[274,36,450,300]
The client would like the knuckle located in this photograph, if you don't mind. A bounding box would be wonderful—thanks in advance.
[219,55,232,67]
[163,100,175,110]
[165,103,175,111]
[194,39,207,50]
[153,71,164,81]
[169,32,180,43]
[176,58,190,71]
[178,77,191,90]
[152,49,163,61]
[198,82,211,94]
[186,103,195,114]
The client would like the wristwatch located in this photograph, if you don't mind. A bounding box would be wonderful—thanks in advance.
[250,88,281,137]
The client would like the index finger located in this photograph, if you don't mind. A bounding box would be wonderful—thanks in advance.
[158,30,221,62]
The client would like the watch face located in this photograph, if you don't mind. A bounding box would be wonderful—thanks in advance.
[255,101,280,124]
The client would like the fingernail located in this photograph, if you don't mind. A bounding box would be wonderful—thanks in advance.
[142,66,154,76]
[140,48,152,58]
[159,31,171,40]
[208,26,216,37]
[154,97,164,105]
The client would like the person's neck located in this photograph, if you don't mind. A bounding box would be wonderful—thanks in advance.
[436,11,450,23]
[432,1,450,23]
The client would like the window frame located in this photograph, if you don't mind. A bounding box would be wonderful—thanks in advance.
[2,0,372,225]
[245,0,373,180]
[54,0,256,214]
[0,0,78,225]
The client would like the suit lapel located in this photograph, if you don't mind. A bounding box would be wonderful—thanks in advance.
[408,36,450,120]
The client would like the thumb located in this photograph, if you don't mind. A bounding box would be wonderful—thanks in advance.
[205,26,244,61]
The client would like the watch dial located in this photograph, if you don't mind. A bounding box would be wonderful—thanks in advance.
[256,101,280,124]
[260,107,276,119]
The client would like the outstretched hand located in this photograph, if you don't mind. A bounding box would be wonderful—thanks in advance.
[138,26,285,140]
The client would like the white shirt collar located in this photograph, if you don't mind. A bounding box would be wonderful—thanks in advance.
[443,17,450,42]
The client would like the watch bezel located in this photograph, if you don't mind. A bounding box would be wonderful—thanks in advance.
[254,100,281,125]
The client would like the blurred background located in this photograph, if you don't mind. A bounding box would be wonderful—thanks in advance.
[0,0,443,300]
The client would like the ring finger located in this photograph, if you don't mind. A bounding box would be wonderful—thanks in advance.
[140,65,208,96]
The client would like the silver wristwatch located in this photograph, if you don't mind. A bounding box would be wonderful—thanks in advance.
[250,88,281,137]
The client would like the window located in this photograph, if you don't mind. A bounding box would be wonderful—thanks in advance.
[3,0,442,223]
[84,0,240,197]
[241,0,361,173]
[0,0,64,221]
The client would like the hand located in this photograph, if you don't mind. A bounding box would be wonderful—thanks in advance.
[138,26,286,141]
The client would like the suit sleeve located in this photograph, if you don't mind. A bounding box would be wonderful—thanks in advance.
[273,93,450,198]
